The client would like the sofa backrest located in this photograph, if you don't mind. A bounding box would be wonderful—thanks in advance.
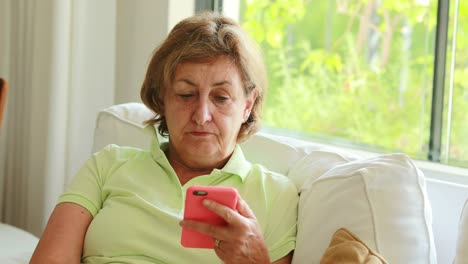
[92,102,360,189]
[92,103,438,263]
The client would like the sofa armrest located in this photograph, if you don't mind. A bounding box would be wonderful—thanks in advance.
[0,223,38,263]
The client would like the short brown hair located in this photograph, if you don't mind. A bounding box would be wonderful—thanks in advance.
[140,12,267,142]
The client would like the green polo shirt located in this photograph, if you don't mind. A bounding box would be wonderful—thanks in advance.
[58,128,298,264]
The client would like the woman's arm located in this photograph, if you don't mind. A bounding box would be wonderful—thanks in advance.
[30,202,93,264]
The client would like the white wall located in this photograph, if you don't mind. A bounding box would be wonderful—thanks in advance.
[0,0,118,235]
[0,1,11,75]
[65,0,117,190]
[114,0,195,104]
[168,0,196,30]
[0,0,195,236]
[115,0,168,104]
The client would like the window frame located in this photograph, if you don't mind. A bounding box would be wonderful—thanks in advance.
[222,0,468,180]
[429,0,449,163]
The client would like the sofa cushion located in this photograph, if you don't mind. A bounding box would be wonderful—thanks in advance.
[287,150,358,190]
[240,132,315,177]
[454,199,468,263]
[92,103,160,153]
[292,154,437,264]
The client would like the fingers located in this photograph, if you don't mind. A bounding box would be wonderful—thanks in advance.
[180,219,228,240]
[236,197,257,219]
[202,199,241,225]
[179,199,238,240]
[203,198,257,223]
[179,198,256,239]
[180,198,270,263]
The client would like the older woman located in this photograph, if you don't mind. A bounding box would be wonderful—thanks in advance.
[31,13,298,264]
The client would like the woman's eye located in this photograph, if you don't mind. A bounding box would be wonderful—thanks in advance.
[215,96,229,102]
[178,94,193,99]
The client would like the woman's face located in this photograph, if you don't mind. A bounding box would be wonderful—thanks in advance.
[164,56,256,170]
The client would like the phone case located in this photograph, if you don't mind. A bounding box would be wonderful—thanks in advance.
[181,185,239,248]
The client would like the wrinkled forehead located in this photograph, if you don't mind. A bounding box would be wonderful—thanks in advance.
[172,56,242,82]
[173,58,243,89]
[176,55,235,70]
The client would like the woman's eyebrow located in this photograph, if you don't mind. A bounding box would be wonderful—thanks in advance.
[212,80,231,87]
[174,79,232,87]
[176,79,197,87]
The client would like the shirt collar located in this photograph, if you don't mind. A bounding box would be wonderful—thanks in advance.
[219,145,251,182]
[145,124,165,159]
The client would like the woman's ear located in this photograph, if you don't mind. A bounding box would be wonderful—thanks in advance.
[244,89,258,121]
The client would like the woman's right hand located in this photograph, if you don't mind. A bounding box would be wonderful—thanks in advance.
[180,197,271,264]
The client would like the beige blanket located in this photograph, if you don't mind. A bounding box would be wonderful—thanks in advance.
[320,228,387,264]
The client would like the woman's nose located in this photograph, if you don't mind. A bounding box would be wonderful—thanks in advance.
[192,99,212,125]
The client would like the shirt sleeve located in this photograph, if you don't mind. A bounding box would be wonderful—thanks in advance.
[57,144,118,217]
[264,176,299,261]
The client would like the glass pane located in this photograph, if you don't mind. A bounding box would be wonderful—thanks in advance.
[444,0,468,168]
[241,0,437,160]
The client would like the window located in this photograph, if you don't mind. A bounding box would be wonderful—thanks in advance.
[444,0,467,167]
[239,0,468,168]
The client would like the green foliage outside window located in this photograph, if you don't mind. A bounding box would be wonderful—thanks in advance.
[241,0,468,168]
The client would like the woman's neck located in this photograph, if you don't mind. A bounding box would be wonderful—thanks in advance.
[164,149,221,185]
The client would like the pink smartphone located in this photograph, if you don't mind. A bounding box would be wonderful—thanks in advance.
[181,185,239,249]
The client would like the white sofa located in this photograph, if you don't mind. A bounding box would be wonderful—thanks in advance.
[2,102,467,263]
[0,223,39,263]
[92,103,468,263]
